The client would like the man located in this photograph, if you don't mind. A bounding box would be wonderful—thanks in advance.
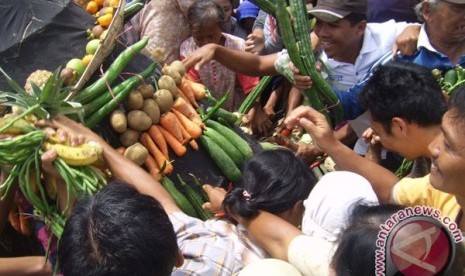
[59,181,182,276]
[285,61,465,225]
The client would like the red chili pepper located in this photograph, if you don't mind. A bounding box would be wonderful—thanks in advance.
[280,128,291,137]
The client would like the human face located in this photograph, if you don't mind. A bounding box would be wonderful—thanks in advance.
[191,22,223,47]
[313,18,365,63]
[370,120,402,155]
[423,1,465,45]
[213,0,232,20]
[428,110,465,197]
[370,117,422,160]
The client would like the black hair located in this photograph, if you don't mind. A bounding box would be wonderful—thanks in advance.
[188,0,225,29]
[447,84,465,127]
[344,12,367,25]
[360,60,446,134]
[331,203,405,276]
[223,149,317,218]
[59,180,178,276]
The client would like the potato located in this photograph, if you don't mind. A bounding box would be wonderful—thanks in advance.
[142,99,161,124]
[165,67,182,86]
[170,60,186,77]
[137,84,155,98]
[158,75,178,98]
[126,90,144,110]
[124,143,149,166]
[110,110,127,133]
[127,110,152,131]
[154,89,174,114]
[119,128,140,147]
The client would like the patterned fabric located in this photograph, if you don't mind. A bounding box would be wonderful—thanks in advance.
[128,0,197,64]
[180,33,259,111]
[170,212,267,276]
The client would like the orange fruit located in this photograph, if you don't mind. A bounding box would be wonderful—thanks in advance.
[82,54,94,66]
[86,1,99,14]
[109,0,119,8]
[95,0,105,6]
[97,13,113,28]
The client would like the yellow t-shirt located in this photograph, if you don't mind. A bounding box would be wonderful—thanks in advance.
[392,174,460,220]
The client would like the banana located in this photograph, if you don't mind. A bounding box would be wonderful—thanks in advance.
[43,141,103,166]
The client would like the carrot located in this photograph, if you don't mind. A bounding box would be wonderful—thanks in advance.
[172,109,203,139]
[159,112,184,143]
[179,79,200,108]
[144,154,162,181]
[173,111,199,150]
[182,77,207,100]
[172,97,203,126]
[148,125,169,159]
[158,125,187,157]
[140,133,173,175]
[175,87,191,107]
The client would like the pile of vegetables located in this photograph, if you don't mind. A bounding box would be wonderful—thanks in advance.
[107,60,208,179]
[0,37,155,242]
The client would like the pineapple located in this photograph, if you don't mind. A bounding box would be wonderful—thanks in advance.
[24,70,53,95]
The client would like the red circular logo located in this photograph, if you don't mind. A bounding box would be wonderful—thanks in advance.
[387,219,451,275]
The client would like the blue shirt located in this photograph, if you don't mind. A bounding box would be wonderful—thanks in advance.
[337,25,465,120]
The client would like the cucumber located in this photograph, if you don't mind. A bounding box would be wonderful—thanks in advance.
[177,175,213,221]
[210,107,241,126]
[199,135,243,184]
[203,127,245,167]
[205,119,253,159]
[161,176,198,218]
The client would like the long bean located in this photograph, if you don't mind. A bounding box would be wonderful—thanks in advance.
[85,62,157,128]
[71,37,150,104]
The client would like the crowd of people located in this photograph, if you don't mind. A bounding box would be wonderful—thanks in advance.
[1,0,465,275]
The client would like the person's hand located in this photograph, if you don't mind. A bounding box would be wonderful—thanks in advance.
[284,106,337,152]
[250,106,273,136]
[202,184,227,213]
[362,127,382,163]
[245,31,265,54]
[362,127,381,146]
[392,24,420,56]
[295,143,324,163]
[36,115,106,147]
[182,43,217,71]
[290,62,313,90]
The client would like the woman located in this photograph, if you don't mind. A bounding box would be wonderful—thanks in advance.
[180,0,259,111]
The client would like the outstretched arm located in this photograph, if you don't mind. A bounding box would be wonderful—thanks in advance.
[40,116,181,214]
[202,184,300,260]
[182,43,279,76]
[284,106,400,202]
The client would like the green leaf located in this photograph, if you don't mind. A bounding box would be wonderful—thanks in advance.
[0,66,27,95]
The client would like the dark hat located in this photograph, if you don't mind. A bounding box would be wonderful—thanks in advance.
[308,0,368,23]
